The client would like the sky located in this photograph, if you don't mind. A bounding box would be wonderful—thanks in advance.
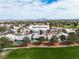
[0,0,79,20]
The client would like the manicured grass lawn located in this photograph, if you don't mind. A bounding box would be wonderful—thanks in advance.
[5,46,79,59]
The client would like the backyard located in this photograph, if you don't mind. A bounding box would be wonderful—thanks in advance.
[4,46,79,59]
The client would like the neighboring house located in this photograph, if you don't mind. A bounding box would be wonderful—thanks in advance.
[46,33,53,40]
[29,24,49,31]
[5,34,16,41]
[13,26,20,33]
[15,34,24,40]
[33,33,40,39]
[5,34,24,41]
[66,29,76,33]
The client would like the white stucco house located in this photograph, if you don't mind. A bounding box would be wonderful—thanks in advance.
[5,34,16,41]
[29,24,49,31]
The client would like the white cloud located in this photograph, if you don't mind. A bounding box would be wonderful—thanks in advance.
[0,0,79,20]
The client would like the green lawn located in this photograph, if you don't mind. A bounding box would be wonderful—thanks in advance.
[5,46,79,59]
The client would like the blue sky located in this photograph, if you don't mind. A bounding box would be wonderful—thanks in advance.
[41,0,58,4]
[0,0,79,20]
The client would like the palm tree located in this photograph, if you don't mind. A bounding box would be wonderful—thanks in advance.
[17,28,21,33]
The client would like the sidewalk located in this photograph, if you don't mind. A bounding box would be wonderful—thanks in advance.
[0,50,11,59]
[3,44,79,50]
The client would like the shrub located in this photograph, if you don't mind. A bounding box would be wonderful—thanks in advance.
[38,36,46,43]
[49,35,59,43]
[22,37,30,44]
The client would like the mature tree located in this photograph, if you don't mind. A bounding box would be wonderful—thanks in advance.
[30,30,34,33]
[75,29,79,39]
[60,35,67,42]
[73,22,78,27]
[0,27,7,32]
[0,37,11,48]
[67,32,79,43]
[76,28,79,33]
[49,22,52,29]
[39,30,43,35]
[31,34,34,41]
